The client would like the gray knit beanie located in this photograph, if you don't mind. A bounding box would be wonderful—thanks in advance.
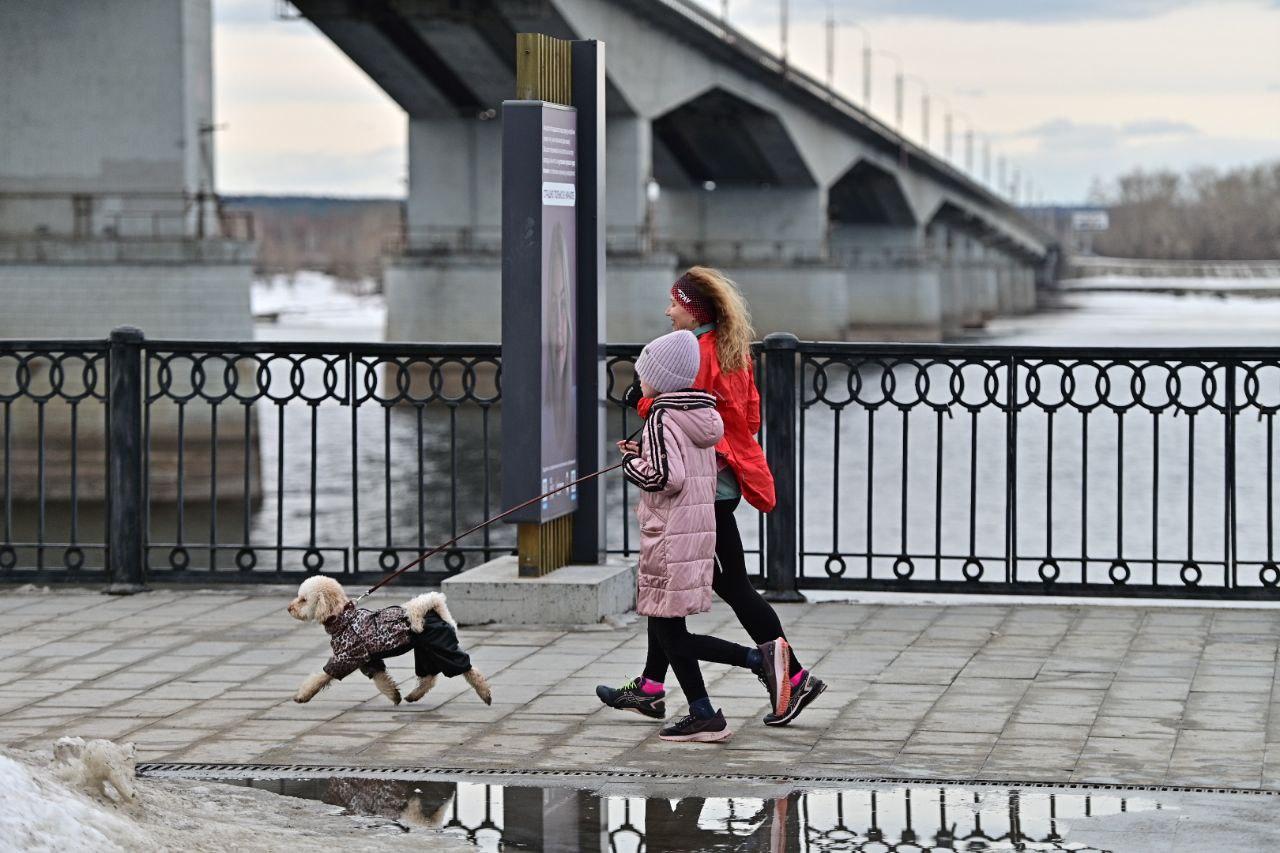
[635,330,700,394]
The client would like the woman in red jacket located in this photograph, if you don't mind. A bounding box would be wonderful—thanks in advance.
[597,266,826,727]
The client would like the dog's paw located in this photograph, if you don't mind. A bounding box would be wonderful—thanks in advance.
[405,674,437,703]
[370,671,402,705]
[465,669,492,706]
[292,691,311,704]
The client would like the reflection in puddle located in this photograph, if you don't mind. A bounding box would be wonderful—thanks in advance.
[229,776,1160,851]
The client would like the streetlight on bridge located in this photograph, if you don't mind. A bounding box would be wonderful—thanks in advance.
[902,74,930,147]
[824,15,872,108]
[876,50,903,128]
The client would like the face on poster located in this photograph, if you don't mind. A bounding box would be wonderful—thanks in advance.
[539,104,577,521]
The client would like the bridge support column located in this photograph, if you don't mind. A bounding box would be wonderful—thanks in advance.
[932,225,965,337]
[832,225,945,341]
[972,242,1000,323]
[603,115,679,342]
[386,117,504,343]
[0,0,253,341]
[0,0,256,511]
[1018,262,1039,313]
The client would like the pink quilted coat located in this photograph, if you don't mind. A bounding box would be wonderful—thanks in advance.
[622,390,724,618]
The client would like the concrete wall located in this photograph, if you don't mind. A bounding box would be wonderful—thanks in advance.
[845,267,945,340]
[655,188,825,248]
[406,118,502,235]
[385,256,958,344]
[385,258,502,343]
[606,116,650,236]
[387,255,685,344]
[720,267,847,340]
[0,261,252,340]
[0,0,213,237]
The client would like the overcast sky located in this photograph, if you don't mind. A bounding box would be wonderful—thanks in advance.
[213,0,1280,202]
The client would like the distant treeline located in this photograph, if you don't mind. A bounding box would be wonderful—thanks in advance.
[1089,160,1280,261]
[223,195,403,284]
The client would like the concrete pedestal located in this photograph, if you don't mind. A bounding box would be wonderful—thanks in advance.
[442,555,636,626]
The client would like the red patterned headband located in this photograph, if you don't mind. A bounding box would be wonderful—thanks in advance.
[671,275,717,325]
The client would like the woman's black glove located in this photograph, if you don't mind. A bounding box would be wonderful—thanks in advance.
[623,377,643,410]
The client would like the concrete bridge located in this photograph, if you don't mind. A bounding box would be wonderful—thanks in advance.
[0,0,1052,344]
[295,0,1054,342]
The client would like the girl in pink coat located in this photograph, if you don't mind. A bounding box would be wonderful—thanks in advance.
[614,330,792,743]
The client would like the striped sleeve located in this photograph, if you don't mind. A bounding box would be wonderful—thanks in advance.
[623,411,670,492]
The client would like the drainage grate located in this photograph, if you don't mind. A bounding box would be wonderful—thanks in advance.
[135,762,1280,797]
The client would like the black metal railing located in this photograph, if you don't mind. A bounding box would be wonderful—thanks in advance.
[139,337,504,583]
[3,329,1280,600]
[793,341,1280,598]
[0,340,110,574]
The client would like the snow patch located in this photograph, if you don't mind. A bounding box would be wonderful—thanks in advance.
[0,741,471,852]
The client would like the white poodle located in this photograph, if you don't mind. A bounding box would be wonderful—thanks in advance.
[287,576,491,707]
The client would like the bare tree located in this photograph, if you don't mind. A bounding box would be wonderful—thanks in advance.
[1089,160,1280,260]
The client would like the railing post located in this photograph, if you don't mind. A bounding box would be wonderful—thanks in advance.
[763,332,804,602]
[107,326,147,594]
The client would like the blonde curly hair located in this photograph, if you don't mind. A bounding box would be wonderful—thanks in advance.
[678,266,755,373]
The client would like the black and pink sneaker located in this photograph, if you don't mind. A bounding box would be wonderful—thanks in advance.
[754,638,792,717]
[659,709,732,743]
[764,671,827,727]
[596,677,666,719]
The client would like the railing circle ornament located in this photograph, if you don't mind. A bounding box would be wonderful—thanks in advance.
[303,549,325,572]
[0,546,16,570]
[235,548,257,572]
[1038,560,1059,583]
[168,547,190,571]
[962,558,983,581]
[823,554,846,578]
[378,549,400,572]
[1180,562,1202,587]
[1109,561,1130,585]
[1261,563,1280,587]
[63,547,84,571]
[444,549,466,573]
[892,556,914,579]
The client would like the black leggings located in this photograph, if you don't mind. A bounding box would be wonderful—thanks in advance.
[647,616,753,705]
[642,496,802,684]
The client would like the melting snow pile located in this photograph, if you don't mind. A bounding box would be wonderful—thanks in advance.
[0,738,467,853]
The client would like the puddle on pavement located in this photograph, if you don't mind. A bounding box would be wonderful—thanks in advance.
[224,775,1160,851]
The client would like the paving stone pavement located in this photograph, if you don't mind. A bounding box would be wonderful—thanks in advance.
[2,587,1278,790]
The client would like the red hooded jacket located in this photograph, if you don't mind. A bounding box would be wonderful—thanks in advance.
[638,329,776,512]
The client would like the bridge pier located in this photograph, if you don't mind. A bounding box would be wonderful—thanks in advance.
[0,0,256,504]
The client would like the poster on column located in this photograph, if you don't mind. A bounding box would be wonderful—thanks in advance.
[539,104,577,521]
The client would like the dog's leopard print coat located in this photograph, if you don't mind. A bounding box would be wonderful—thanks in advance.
[322,602,412,679]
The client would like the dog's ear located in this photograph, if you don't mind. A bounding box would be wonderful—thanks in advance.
[315,579,348,622]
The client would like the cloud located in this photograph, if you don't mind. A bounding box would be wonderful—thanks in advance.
[711,0,1270,23]
[1013,117,1200,152]
[1121,119,1200,136]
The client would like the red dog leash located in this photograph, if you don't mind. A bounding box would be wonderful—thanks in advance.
[354,425,643,604]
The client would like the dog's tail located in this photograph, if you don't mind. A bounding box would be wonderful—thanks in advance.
[404,591,457,634]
